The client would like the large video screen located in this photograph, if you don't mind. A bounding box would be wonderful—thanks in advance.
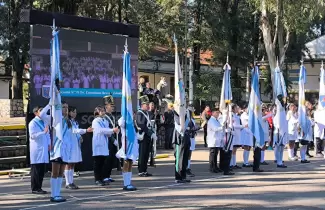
[29,25,139,113]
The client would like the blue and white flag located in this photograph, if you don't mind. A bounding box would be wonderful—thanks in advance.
[248,66,265,147]
[50,20,63,143]
[273,66,288,143]
[298,64,308,138]
[117,39,137,161]
[219,63,232,111]
[173,35,186,133]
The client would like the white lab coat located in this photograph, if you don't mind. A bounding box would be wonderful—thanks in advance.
[92,116,113,156]
[240,112,253,146]
[39,104,71,162]
[207,116,224,148]
[286,111,298,141]
[262,114,272,143]
[232,114,243,146]
[69,120,86,163]
[29,116,50,164]
[314,121,325,139]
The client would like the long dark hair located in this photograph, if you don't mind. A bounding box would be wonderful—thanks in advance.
[62,101,72,128]
[94,105,104,117]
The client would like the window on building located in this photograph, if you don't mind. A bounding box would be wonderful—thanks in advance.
[170,77,175,96]
[140,75,149,83]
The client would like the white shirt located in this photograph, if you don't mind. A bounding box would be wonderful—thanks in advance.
[92,117,114,156]
[286,110,298,137]
[28,116,50,164]
[207,116,224,148]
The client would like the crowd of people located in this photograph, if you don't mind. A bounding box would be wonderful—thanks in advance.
[200,100,323,175]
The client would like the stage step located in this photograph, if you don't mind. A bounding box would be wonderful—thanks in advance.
[0,156,27,170]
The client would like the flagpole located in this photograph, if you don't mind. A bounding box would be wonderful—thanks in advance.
[124,38,128,155]
[50,18,56,151]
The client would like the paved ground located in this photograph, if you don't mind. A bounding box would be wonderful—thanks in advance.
[0,133,325,210]
[0,117,25,126]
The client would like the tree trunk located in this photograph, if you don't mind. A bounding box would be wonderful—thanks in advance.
[260,0,276,98]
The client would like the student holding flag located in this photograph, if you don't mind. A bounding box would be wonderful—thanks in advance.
[297,63,313,163]
[173,35,191,183]
[116,40,139,190]
[38,20,71,202]
[272,62,288,168]
[314,62,325,157]
[248,65,266,172]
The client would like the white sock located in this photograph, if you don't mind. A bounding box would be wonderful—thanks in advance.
[274,146,277,161]
[300,145,307,161]
[243,150,247,164]
[187,160,191,169]
[57,177,63,197]
[64,170,69,185]
[70,169,74,184]
[128,172,132,186]
[233,154,236,166]
[123,173,127,187]
[288,148,292,158]
[244,150,250,164]
[260,151,265,163]
[277,146,283,165]
[291,147,295,158]
[50,178,57,198]
[280,146,284,163]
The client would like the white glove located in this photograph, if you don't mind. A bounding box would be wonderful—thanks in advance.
[114,139,118,146]
[151,133,157,141]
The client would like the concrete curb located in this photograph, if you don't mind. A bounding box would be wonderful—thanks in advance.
[155,154,169,159]
[0,125,25,130]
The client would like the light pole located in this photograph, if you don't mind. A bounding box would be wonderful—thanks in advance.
[184,0,188,94]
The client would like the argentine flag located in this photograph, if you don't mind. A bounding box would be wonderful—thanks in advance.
[315,64,325,124]
[248,66,265,147]
[50,20,63,147]
[117,39,137,161]
[298,64,308,138]
[273,66,288,143]
[219,63,232,111]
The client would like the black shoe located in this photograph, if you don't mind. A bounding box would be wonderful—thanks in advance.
[274,160,277,163]
[242,164,252,168]
[65,184,74,189]
[260,161,269,165]
[217,168,223,173]
[277,164,287,168]
[32,189,47,194]
[138,172,148,177]
[183,179,191,183]
[253,169,264,172]
[204,144,207,147]
[210,169,219,173]
[144,172,152,176]
[186,169,195,177]
[233,165,242,169]
[95,181,105,186]
[175,180,186,183]
[306,154,314,158]
[224,172,235,175]
[107,178,115,182]
[301,160,310,163]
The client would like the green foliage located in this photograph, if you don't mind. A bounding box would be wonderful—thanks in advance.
[193,70,222,101]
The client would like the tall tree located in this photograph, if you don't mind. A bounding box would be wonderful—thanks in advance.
[250,0,325,97]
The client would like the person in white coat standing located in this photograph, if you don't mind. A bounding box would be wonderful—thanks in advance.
[92,105,119,186]
[207,108,224,173]
[286,104,299,161]
[230,104,245,170]
[64,106,93,189]
[39,101,72,202]
[240,105,253,167]
[29,106,50,194]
